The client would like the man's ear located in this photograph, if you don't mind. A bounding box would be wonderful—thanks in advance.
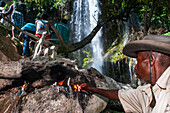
[150,54,156,66]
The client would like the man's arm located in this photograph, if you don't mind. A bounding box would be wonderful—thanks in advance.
[80,83,119,100]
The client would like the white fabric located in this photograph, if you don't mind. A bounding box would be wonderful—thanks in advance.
[118,66,170,113]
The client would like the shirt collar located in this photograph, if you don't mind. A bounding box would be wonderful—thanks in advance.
[156,66,170,89]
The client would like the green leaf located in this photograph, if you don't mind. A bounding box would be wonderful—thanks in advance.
[83,58,88,62]
[162,32,170,36]
[122,0,125,7]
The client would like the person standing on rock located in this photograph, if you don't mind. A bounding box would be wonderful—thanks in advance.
[51,19,70,44]
[3,0,26,39]
[35,13,50,40]
[80,35,170,113]
[18,23,36,58]
[0,1,6,24]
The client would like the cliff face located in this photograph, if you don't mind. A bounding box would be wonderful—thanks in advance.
[0,24,21,61]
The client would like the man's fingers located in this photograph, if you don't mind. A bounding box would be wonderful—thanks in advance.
[80,83,87,88]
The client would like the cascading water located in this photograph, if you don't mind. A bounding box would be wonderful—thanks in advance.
[102,10,140,85]
[70,0,103,73]
[89,1,103,73]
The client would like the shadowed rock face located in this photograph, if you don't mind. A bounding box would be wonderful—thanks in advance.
[0,24,21,61]
[20,61,92,85]
[0,59,93,90]
[0,60,129,112]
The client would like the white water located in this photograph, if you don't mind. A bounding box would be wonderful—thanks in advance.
[70,0,103,73]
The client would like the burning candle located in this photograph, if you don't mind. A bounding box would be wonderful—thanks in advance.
[73,84,80,92]
[58,79,65,86]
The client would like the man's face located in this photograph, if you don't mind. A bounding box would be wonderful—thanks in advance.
[134,52,151,84]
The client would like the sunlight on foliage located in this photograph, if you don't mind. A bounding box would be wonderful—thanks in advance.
[82,50,92,68]
[110,44,125,63]
[104,38,125,64]
[162,32,170,36]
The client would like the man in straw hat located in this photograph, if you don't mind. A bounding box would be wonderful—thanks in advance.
[80,35,170,113]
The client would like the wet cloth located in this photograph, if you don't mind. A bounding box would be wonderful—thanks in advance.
[118,66,170,113]
[51,22,70,44]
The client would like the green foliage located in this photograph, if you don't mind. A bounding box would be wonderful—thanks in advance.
[121,0,125,7]
[54,0,67,7]
[0,24,9,36]
[105,38,125,64]
[82,50,92,68]
[102,0,169,65]
[162,32,170,36]
[137,0,169,30]
[10,0,169,63]
[110,47,124,64]
[99,0,142,22]
[11,0,69,20]
[99,0,169,33]
[72,51,79,62]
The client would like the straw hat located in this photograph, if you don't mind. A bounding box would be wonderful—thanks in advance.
[123,35,170,58]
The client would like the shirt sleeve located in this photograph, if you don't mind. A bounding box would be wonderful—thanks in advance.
[118,88,144,113]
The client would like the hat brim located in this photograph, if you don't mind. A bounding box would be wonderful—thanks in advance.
[123,40,170,58]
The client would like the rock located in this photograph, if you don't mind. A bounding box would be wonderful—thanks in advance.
[0,60,131,112]
[0,79,13,90]
[0,61,22,78]
[14,85,107,113]
[0,24,21,61]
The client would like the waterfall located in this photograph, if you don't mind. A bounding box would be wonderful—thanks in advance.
[89,0,103,73]
[70,0,103,73]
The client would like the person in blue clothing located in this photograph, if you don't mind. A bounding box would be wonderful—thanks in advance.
[0,1,26,39]
[0,1,6,23]
[51,19,70,44]
[18,23,36,58]
[35,13,50,39]
[3,0,26,39]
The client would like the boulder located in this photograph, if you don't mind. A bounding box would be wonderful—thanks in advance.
[0,59,131,113]
[0,24,21,61]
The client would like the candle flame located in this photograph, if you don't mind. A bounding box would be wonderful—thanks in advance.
[73,84,80,92]
[58,79,65,86]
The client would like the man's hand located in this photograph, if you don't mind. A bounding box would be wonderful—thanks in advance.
[80,83,119,100]
[80,83,93,94]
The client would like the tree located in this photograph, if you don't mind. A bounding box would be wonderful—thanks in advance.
[3,0,169,55]
[136,0,169,36]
